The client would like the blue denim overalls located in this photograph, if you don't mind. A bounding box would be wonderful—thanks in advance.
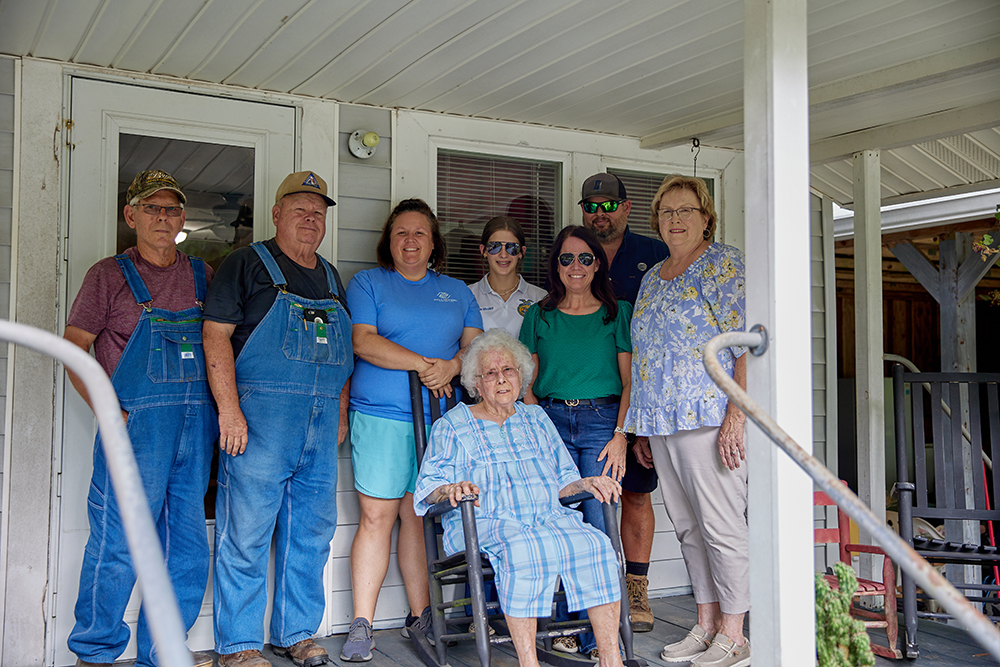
[213,242,352,654]
[69,254,218,667]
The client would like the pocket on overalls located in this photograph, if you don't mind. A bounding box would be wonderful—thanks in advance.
[147,324,208,383]
[282,304,348,365]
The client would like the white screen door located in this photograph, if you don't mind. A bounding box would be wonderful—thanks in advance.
[53,78,295,666]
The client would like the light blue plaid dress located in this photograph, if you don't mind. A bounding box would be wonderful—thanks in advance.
[414,402,621,617]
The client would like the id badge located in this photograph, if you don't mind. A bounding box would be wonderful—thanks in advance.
[180,342,195,360]
[315,320,328,345]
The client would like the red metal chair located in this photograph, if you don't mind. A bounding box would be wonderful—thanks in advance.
[815,489,903,659]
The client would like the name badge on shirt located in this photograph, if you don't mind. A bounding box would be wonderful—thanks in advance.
[180,343,195,360]
[315,320,328,345]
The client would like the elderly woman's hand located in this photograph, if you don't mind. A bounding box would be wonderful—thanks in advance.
[579,476,622,505]
[598,431,628,482]
[432,481,481,507]
[718,407,746,471]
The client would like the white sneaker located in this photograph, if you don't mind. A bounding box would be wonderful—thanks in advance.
[690,633,750,667]
[660,623,715,662]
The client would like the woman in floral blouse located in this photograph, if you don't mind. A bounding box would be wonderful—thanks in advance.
[625,176,750,667]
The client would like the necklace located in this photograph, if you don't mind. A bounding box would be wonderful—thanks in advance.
[488,275,518,298]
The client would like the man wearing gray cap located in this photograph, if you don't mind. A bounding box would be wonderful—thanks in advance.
[204,171,352,667]
[65,169,216,667]
[580,172,668,633]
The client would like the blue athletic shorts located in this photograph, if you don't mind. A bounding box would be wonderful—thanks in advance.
[350,411,429,499]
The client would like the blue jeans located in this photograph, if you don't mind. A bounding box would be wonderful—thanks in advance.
[69,403,216,667]
[541,400,619,655]
[213,390,341,653]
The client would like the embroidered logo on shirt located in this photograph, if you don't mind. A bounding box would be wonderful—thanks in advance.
[435,291,457,302]
[517,299,534,316]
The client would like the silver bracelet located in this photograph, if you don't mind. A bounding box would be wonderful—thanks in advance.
[614,426,626,435]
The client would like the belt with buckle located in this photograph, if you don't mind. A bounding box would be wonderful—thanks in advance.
[545,396,620,407]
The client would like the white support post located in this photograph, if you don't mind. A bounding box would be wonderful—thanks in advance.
[744,0,815,662]
[853,150,886,585]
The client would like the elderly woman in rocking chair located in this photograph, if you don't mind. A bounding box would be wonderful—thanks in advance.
[414,329,624,667]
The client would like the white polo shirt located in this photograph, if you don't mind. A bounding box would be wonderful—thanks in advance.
[470,274,547,338]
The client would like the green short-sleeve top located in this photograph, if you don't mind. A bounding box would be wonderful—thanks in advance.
[518,300,633,400]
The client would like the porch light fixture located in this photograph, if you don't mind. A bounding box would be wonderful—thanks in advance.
[349,130,380,159]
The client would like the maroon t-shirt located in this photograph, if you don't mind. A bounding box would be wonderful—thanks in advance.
[67,247,214,377]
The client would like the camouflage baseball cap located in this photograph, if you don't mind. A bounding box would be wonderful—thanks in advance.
[126,169,186,205]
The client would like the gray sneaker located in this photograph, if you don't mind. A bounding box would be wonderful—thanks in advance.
[690,633,750,667]
[660,623,715,663]
[401,606,432,638]
[340,618,375,662]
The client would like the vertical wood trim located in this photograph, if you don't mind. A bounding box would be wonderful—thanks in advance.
[821,195,840,568]
[0,57,21,662]
[744,0,816,661]
[852,149,886,583]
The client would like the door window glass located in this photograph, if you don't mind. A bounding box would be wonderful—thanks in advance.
[118,134,255,272]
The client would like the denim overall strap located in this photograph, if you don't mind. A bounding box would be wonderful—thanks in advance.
[190,256,207,306]
[317,255,338,297]
[114,254,152,308]
[250,242,287,288]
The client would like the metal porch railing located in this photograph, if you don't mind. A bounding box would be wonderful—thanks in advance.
[704,328,1000,661]
[0,320,192,667]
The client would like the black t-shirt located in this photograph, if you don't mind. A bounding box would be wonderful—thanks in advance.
[204,238,347,357]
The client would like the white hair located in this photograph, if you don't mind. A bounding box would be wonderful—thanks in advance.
[461,328,535,400]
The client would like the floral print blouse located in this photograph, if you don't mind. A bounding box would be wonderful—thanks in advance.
[625,243,746,437]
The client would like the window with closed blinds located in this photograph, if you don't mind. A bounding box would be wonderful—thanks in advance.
[437,149,561,287]
[609,168,714,240]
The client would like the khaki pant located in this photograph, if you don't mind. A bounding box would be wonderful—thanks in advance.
[649,426,750,614]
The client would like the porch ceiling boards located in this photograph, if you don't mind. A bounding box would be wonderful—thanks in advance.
[1,0,998,206]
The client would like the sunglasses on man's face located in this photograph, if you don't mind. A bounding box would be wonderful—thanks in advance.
[485,241,522,256]
[581,200,620,214]
[557,252,596,267]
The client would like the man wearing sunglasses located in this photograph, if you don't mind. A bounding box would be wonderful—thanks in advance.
[579,172,668,633]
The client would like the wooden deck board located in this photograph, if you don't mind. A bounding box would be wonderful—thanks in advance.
[103,594,996,666]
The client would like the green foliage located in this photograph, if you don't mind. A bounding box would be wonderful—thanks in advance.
[815,562,875,667]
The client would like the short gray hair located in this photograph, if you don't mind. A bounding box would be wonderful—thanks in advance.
[461,328,535,400]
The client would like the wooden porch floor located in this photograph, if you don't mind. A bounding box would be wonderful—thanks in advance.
[252,594,994,667]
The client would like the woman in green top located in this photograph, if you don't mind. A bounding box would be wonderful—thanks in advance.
[519,223,633,529]
[519,224,633,658]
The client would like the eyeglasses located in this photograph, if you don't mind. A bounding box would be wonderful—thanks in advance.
[476,366,520,383]
[140,204,184,217]
[581,200,621,214]
[485,241,522,256]
[557,252,596,267]
[657,206,703,221]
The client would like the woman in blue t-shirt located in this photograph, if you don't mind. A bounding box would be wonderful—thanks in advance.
[341,199,482,661]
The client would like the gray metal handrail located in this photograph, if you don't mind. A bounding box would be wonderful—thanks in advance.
[0,320,192,667]
[705,329,1000,661]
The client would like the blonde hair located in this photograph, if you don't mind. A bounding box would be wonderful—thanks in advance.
[649,175,717,241]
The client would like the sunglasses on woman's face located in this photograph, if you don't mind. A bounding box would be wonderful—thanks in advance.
[557,252,596,267]
[485,241,522,256]
[581,200,620,214]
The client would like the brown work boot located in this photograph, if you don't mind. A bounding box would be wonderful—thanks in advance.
[626,572,654,632]
[271,638,329,667]
[219,649,271,667]
[191,650,215,667]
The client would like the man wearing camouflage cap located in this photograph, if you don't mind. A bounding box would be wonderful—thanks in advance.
[65,170,217,667]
